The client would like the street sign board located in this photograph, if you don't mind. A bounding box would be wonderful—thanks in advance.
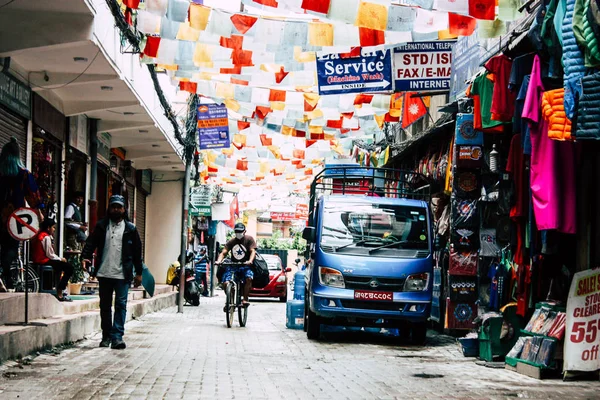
[449,31,482,101]
[190,186,212,217]
[270,212,295,221]
[393,41,455,92]
[7,208,40,241]
[316,49,393,95]
[197,104,230,150]
[295,204,308,220]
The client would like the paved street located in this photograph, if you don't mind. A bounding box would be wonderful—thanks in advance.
[0,293,599,400]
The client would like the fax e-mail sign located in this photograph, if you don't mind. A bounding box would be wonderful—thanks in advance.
[394,41,455,91]
[316,49,393,95]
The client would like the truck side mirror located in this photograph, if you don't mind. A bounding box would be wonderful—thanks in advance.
[302,226,315,242]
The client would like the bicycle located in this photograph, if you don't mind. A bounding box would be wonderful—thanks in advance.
[220,262,249,328]
[8,244,40,293]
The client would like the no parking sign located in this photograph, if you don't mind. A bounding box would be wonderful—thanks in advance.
[7,207,40,241]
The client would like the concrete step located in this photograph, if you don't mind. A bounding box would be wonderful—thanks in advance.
[0,285,176,325]
[0,290,178,363]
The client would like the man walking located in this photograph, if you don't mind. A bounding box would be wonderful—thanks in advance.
[82,195,143,349]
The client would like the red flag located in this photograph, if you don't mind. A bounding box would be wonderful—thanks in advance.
[123,0,140,9]
[359,28,385,46]
[179,81,197,93]
[231,14,258,34]
[449,13,477,36]
[301,0,331,14]
[469,0,496,20]
[401,92,427,129]
[143,36,160,57]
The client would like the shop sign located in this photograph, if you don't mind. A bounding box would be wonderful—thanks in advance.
[449,31,482,102]
[197,104,230,150]
[68,115,88,155]
[393,41,454,92]
[295,204,309,220]
[190,185,212,216]
[564,269,600,373]
[0,71,31,119]
[270,212,295,221]
[138,169,152,194]
[97,132,112,166]
[316,49,393,95]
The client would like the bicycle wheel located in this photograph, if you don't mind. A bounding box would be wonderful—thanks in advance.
[238,285,248,327]
[225,283,235,328]
[11,264,40,293]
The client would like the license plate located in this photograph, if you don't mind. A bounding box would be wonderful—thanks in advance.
[354,290,393,301]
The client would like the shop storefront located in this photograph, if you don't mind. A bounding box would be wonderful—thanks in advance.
[0,71,30,156]
[135,169,152,256]
[31,94,66,230]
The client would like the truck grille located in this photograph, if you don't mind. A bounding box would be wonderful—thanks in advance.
[344,276,406,292]
[340,300,404,312]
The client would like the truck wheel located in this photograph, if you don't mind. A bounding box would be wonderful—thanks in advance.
[306,309,321,340]
[411,322,427,345]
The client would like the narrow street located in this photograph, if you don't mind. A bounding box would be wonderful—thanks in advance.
[0,294,598,400]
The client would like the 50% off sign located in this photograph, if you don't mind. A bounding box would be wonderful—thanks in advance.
[7,207,40,241]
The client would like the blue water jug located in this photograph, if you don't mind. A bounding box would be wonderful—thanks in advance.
[293,270,306,301]
[286,299,304,329]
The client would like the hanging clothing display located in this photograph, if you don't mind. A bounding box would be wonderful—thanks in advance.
[522,55,577,234]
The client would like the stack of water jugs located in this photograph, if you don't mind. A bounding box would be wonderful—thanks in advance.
[286,268,305,329]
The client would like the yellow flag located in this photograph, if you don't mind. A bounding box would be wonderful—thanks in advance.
[308,23,334,46]
[355,1,388,31]
[177,23,201,42]
[193,43,213,64]
[189,4,211,31]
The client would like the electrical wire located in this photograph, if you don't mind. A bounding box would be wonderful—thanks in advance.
[10,48,102,92]
[0,0,18,10]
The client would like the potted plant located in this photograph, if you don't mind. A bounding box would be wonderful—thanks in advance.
[67,253,84,295]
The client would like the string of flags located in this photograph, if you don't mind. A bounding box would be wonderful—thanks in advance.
[115,0,525,186]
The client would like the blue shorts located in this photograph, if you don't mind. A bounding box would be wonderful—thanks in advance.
[222,266,253,284]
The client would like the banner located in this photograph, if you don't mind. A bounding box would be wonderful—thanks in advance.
[271,212,295,221]
[449,31,482,101]
[295,204,309,220]
[316,49,393,95]
[564,269,600,373]
[393,41,454,92]
[197,104,230,150]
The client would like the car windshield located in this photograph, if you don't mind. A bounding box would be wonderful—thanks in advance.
[320,200,430,257]
[264,257,282,271]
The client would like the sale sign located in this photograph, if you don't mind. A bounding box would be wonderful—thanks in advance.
[564,269,600,372]
[393,41,455,91]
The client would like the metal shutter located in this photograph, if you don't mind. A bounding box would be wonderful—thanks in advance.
[0,105,27,157]
[135,191,147,258]
[125,181,135,216]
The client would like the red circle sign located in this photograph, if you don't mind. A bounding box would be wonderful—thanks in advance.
[7,207,40,241]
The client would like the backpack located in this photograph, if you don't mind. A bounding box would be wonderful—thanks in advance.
[251,253,270,289]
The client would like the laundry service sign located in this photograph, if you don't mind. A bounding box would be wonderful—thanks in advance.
[316,49,393,95]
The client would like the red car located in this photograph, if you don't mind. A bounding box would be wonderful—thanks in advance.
[250,254,291,302]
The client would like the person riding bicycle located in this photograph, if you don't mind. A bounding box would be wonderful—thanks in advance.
[216,223,256,307]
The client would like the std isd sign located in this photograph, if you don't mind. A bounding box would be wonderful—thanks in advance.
[316,49,393,95]
[394,41,455,92]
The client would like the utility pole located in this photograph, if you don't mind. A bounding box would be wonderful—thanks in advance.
[178,95,197,313]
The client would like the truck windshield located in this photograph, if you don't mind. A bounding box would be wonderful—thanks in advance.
[320,201,429,257]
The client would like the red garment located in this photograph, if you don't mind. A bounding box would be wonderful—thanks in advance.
[31,231,50,265]
[485,55,517,122]
[506,134,528,219]
[516,264,532,317]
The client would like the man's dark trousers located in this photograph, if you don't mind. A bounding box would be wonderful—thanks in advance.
[98,278,129,341]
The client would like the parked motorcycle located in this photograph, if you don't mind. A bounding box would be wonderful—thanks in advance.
[170,251,202,306]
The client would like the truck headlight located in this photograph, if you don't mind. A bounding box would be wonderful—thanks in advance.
[319,267,345,288]
[403,273,429,292]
